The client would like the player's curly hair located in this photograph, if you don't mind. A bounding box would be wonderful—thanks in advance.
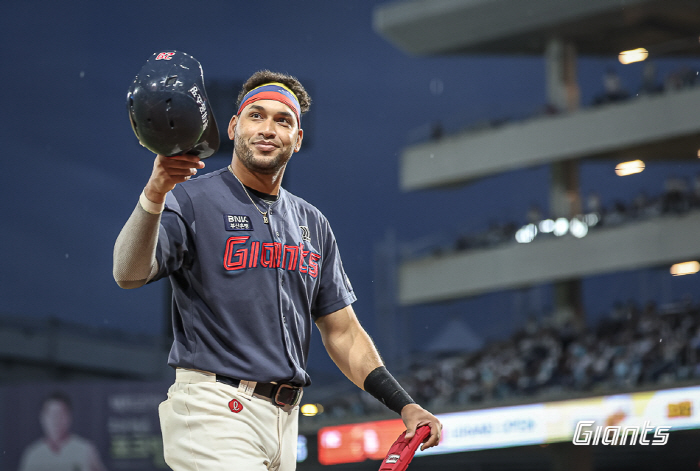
[236,70,311,115]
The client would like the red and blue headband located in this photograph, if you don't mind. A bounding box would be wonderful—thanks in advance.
[237,82,301,125]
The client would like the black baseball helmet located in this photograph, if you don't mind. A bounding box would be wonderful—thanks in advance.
[127,50,219,158]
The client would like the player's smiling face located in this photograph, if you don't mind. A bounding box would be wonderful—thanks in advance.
[229,99,303,175]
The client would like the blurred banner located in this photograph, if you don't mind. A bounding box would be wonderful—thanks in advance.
[3,381,697,468]
[0,380,312,471]
[317,384,700,465]
[0,381,170,471]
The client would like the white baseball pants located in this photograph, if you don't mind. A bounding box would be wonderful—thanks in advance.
[159,369,299,471]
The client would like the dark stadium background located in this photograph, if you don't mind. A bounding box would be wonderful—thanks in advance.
[2,1,700,470]
[3,0,699,378]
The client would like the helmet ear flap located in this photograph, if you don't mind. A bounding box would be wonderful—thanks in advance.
[126,51,219,158]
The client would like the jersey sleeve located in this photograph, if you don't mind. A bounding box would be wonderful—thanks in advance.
[311,217,356,318]
[112,202,161,289]
[151,185,197,282]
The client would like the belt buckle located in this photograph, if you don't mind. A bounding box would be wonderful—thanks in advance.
[273,384,301,407]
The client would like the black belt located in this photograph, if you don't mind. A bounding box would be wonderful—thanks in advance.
[216,375,302,407]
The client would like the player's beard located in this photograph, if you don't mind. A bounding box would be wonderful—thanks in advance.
[234,131,293,176]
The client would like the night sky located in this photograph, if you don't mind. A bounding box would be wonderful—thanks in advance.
[2,1,700,380]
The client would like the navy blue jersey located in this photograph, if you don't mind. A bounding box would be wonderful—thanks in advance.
[151,167,356,386]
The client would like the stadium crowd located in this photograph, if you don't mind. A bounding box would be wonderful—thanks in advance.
[591,63,697,106]
[311,64,700,421]
[318,297,700,420]
[422,63,699,144]
[401,64,700,260]
[408,172,700,259]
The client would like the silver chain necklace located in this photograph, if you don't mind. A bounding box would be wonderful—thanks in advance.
[228,165,270,224]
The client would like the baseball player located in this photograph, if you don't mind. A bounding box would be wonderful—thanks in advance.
[113,69,441,471]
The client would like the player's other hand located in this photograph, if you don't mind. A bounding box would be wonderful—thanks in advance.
[144,154,205,204]
[400,403,442,451]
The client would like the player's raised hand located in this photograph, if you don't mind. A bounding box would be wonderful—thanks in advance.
[144,154,205,204]
[400,404,442,451]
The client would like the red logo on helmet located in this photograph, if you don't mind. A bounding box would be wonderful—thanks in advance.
[228,399,243,413]
[155,52,175,61]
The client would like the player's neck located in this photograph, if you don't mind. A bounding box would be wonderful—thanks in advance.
[45,432,71,453]
[229,158,284,195]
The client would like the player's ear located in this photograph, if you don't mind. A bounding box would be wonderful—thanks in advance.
[294,128,303,153]
[228,115,238,140]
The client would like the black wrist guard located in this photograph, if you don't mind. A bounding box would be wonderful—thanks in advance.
[363,366,415,415]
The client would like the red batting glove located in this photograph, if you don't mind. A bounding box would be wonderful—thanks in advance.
[379,425,431,471]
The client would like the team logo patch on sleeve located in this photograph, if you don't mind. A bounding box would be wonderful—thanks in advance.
[224,214,253,231]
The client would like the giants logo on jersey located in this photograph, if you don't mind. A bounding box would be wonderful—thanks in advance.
[223,236,320,277]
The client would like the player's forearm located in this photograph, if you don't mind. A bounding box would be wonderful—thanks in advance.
[323,321,384,389]
[112,199,161,289]
[329,328,418,417]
